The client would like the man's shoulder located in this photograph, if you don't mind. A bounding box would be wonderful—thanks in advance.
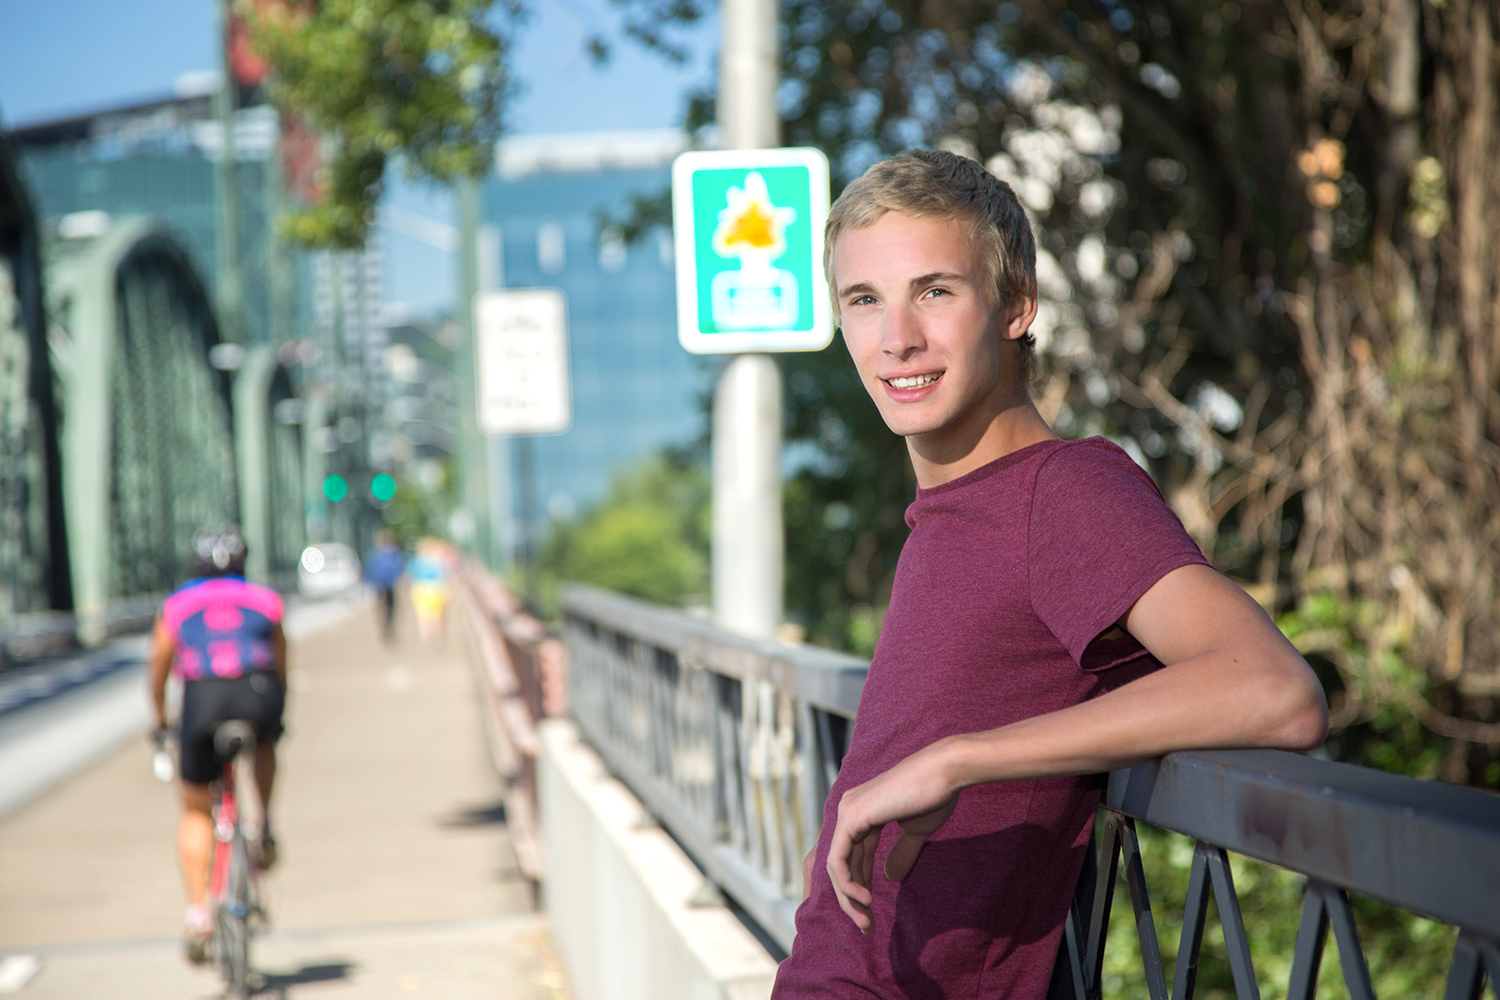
[1032,436,1160,497]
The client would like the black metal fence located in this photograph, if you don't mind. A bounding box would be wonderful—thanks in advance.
[562,584,1500,998]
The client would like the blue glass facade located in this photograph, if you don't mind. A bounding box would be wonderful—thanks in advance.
[484,134,715,550]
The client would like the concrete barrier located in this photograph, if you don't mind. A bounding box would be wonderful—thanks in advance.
[539,719,779,1000]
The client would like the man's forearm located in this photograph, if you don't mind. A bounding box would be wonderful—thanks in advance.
[931,648,1326,793]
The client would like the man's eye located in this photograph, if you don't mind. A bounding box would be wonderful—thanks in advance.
[924,286,951,299]
[849,294,876,306]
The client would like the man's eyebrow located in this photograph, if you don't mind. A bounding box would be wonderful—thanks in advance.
[837,272,969,299]
[837,280,878,299]
[909,271,967,290]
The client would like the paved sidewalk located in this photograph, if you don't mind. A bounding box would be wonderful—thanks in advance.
[0,598,567,999]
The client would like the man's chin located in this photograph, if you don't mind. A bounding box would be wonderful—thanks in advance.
[879,412,945,439]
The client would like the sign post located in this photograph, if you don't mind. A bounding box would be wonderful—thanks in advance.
[672,147,831,639]
[474,287,570,592]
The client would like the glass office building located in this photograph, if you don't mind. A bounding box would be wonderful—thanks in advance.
[484,130,715,558]
[13,97,291,346]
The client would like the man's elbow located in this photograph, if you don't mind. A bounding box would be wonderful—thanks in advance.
[1263,660,1329,752]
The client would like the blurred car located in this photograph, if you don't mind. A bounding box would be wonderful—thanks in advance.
[298,543,362,598]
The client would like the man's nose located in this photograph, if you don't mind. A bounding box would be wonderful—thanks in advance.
[881,303,924,358]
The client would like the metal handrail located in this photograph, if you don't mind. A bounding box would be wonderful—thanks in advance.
[458,563,566,886]
[561,584,1500,996]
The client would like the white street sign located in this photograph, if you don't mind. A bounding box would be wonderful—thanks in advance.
[474,288,572,436]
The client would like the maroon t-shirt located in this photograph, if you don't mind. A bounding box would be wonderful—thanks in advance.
[773,437,1208,1000]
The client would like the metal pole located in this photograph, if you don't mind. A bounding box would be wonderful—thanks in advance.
[478,223,514,578]
[455,175,490,561]
[712,0,783,639]
[215,0,242,344]
[234,347,273,582]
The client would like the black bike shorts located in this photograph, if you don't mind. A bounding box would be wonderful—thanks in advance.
[178,672,284,785]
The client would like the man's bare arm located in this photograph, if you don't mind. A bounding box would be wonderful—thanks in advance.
[147,617,174,731]
[826,563,1328,932]
[270,622,288,691]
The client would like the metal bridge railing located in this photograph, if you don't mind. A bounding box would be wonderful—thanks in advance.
[562,584,1500,998]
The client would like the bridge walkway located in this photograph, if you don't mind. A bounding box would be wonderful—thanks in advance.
[0,599,569,999]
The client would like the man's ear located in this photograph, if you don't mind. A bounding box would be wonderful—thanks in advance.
[1003,295,1039,342]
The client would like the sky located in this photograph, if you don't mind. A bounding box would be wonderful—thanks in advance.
[0,0,718,311]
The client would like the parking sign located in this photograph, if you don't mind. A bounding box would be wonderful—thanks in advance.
[671,147,833,354]
[474,288,572,436]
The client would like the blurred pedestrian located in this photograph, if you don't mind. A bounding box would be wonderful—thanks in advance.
[363,530,406,644]
[407,538,454,645]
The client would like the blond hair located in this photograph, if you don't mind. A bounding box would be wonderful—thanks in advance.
[824,149,1038,380]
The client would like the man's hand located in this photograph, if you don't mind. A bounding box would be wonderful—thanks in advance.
[825,741,960,933]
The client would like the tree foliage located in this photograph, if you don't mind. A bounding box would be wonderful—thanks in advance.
[536,449,710,613]
[243,0,518,247]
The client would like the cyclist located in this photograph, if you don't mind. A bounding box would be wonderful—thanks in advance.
[148,528,287,963]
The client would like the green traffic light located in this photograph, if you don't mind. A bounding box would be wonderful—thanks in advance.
[323,474,348,502]
[371,473,396,502]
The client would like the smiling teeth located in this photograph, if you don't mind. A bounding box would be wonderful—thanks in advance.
[888,374,939,389]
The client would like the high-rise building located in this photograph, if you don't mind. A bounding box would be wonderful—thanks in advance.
[481,130,715,562]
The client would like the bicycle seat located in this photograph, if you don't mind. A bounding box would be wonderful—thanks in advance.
[213,720,257,760]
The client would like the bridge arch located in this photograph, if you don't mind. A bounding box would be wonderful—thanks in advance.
[233,345,306,588]
[48,218,239,634]
[0,133,71,636]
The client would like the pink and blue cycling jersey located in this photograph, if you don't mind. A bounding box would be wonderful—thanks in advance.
[162,576,284,681]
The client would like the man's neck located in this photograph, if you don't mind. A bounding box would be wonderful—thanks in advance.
[907,393,1058,488]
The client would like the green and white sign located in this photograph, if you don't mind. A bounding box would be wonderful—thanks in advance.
[671,147,833,354]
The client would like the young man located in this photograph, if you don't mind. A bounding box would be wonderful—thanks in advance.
[771,150,1327,999]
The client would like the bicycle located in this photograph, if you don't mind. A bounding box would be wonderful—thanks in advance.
[207,720,265,999]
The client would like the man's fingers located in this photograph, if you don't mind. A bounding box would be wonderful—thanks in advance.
[828,835,870,906]
[847,835,873,904]
[828,826,882,933]
[829,843,872,932]
[835,890,873,932]
[883,831,925,882]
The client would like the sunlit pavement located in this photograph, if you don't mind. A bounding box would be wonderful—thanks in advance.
[0,597,568,999]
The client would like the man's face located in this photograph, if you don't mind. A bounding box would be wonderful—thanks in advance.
[832,212,1017,443]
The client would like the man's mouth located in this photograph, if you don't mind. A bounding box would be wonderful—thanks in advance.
[884,373,941,389]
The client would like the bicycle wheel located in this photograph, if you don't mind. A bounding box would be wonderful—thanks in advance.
[215,828,253,998]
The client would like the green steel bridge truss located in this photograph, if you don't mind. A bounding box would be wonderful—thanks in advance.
[0,208,307,644]
[48,218,307,635]
[0,132,70,635]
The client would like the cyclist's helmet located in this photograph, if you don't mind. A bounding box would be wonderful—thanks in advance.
[190,527,247,577]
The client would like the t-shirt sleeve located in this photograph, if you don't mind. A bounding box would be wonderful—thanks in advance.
[1027,441,1208,671]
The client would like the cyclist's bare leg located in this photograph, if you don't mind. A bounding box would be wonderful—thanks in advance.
[253,741,279,869]
[179,782,214,905]
[253,742,276,832]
